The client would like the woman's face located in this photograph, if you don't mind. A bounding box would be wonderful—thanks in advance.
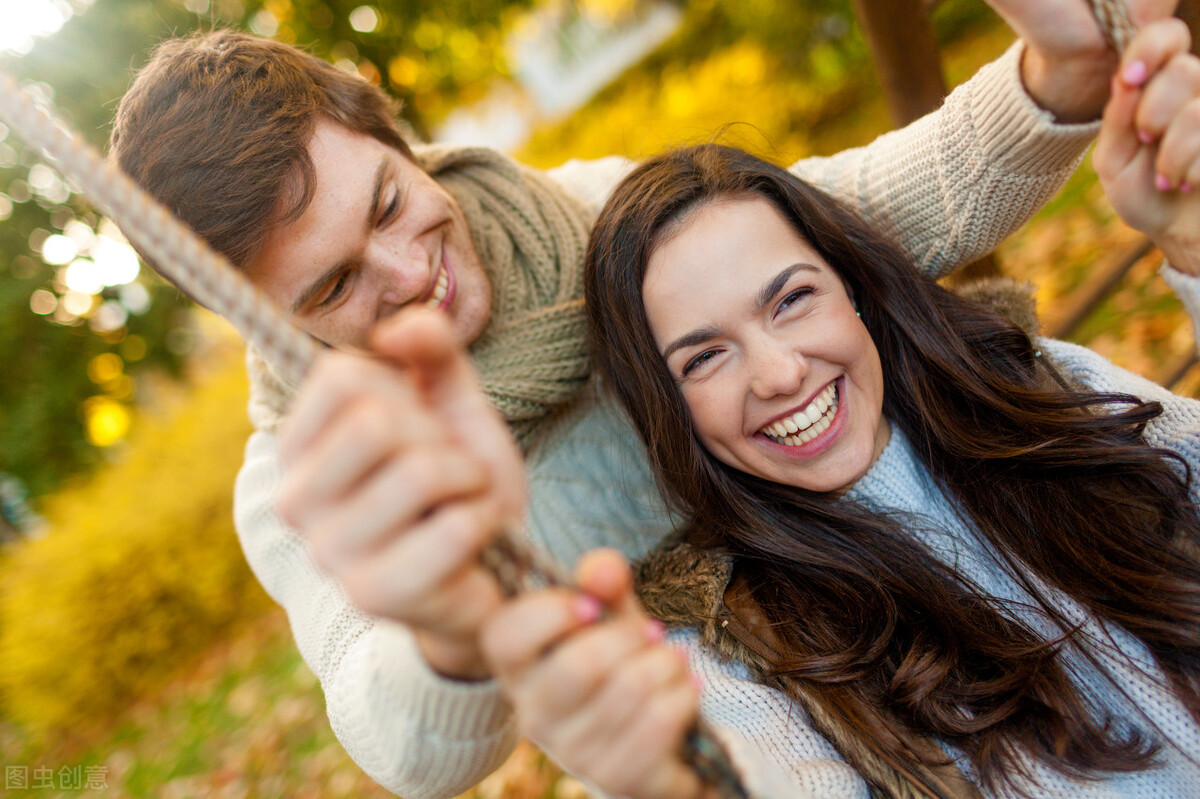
[643,196,890,494]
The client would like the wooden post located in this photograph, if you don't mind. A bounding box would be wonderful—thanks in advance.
[850,0,947,126]
[1178,0,1200,55]
[852,0,998,280]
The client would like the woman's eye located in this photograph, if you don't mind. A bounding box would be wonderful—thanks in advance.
[778,287,813,314]
[682,349,718,376]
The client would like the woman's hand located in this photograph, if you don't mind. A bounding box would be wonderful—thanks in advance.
[987,0,1178,122]
[277,307,526,680]
[481,549,709,799]
[1095,18,1200,274]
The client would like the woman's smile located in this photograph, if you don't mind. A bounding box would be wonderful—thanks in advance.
[755,376,847,457]
[643,197,889,494]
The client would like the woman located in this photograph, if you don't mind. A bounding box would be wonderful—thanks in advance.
[481,22,1200,799]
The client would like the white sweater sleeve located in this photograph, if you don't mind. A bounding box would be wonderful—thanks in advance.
[673,629,871,799]
[790,42,1098,278]
[1039,264,1200,506]
[234,432,518,798]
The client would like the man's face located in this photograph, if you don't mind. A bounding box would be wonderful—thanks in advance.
[245,118,492,349]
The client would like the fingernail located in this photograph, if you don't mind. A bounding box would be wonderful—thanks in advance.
[1122,60,1148,87]
[573,595,602,623]
[1137,129,1155,145]
[643,619,666,643]
[1182,182,1194,194]
[1156,173,1173,192]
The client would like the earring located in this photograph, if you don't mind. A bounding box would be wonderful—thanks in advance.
[856,311,861,318]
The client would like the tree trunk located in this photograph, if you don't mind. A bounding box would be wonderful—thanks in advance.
[850,0,947,127]
[852,0,998,280]
[1178,0,1200,55]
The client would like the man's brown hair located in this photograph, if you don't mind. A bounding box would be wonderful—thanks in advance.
[109,29,413,269]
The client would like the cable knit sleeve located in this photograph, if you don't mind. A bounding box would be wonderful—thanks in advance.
[1038,263,1200,505]
[791,42,1099,278]
[234,431,519,798]
[671,629,870,798]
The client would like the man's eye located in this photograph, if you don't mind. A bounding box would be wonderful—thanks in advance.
[682,349,718,376]
[318,273,348,307]
[380,191,400,225]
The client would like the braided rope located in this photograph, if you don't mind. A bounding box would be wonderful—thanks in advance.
[0,3,1136,795]
[1090,0,1137,53]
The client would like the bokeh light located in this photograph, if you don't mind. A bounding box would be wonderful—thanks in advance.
[29,289,56,315]
[119,283,151,315]
[90,300,129,334]
[0,0,84,56]
[349,6,379,33]
[60,290,95,317]
[87,353,123,385]
[41,234,77,266]
[82,396,130,447]
[63,258,103,294]
[91,236,140,286]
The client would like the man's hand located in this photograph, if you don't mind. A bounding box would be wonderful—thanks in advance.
[987,0,1178,122]
[482,549,709,799]
[277,308,526,680]
[1095,18,1200,274]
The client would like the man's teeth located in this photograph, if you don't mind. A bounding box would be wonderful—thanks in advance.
[424,266,449,309]
[761,383,838,445]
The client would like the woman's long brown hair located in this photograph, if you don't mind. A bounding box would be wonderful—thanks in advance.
[584,144,1200,795]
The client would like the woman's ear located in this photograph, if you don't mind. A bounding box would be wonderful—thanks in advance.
[843,280,859,317]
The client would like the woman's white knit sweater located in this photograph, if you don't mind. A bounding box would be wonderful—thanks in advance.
[233,44,1110,798]
[672,267,1200,797]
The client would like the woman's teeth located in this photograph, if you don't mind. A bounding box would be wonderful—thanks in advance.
[424,265,449,309]
[761,383,838,445]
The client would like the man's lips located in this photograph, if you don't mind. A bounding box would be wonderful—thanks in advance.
[421,243,454,311]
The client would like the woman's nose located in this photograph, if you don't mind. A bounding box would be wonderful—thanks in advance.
[748,342,808,400]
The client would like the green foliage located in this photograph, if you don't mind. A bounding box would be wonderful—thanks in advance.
[0,344,271,741]
[276,0,535,138]
[519,0,1002,170]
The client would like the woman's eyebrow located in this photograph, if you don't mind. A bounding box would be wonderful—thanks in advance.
[755,263,820,312]
[662,325,721,361]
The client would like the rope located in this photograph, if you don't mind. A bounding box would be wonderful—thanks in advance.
[1090,0,1137,53]
[0,2,1137,794]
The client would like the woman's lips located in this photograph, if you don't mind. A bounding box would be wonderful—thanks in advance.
[758,377,847,458]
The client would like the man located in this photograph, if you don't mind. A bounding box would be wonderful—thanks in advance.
[109,2,1177,795]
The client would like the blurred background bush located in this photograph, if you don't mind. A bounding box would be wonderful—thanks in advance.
[1,0,1195,796]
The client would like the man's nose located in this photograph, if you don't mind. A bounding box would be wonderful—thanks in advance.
[375,243,432,314]
[748,340,808,400]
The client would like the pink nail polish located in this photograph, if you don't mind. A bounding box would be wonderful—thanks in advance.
[1122,60,1148,87]
[1183,182,1194,194]
[1156,173,1173,192]
[573,595,602,623]
[1137,130,1155,145]
[643,619,666,642]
